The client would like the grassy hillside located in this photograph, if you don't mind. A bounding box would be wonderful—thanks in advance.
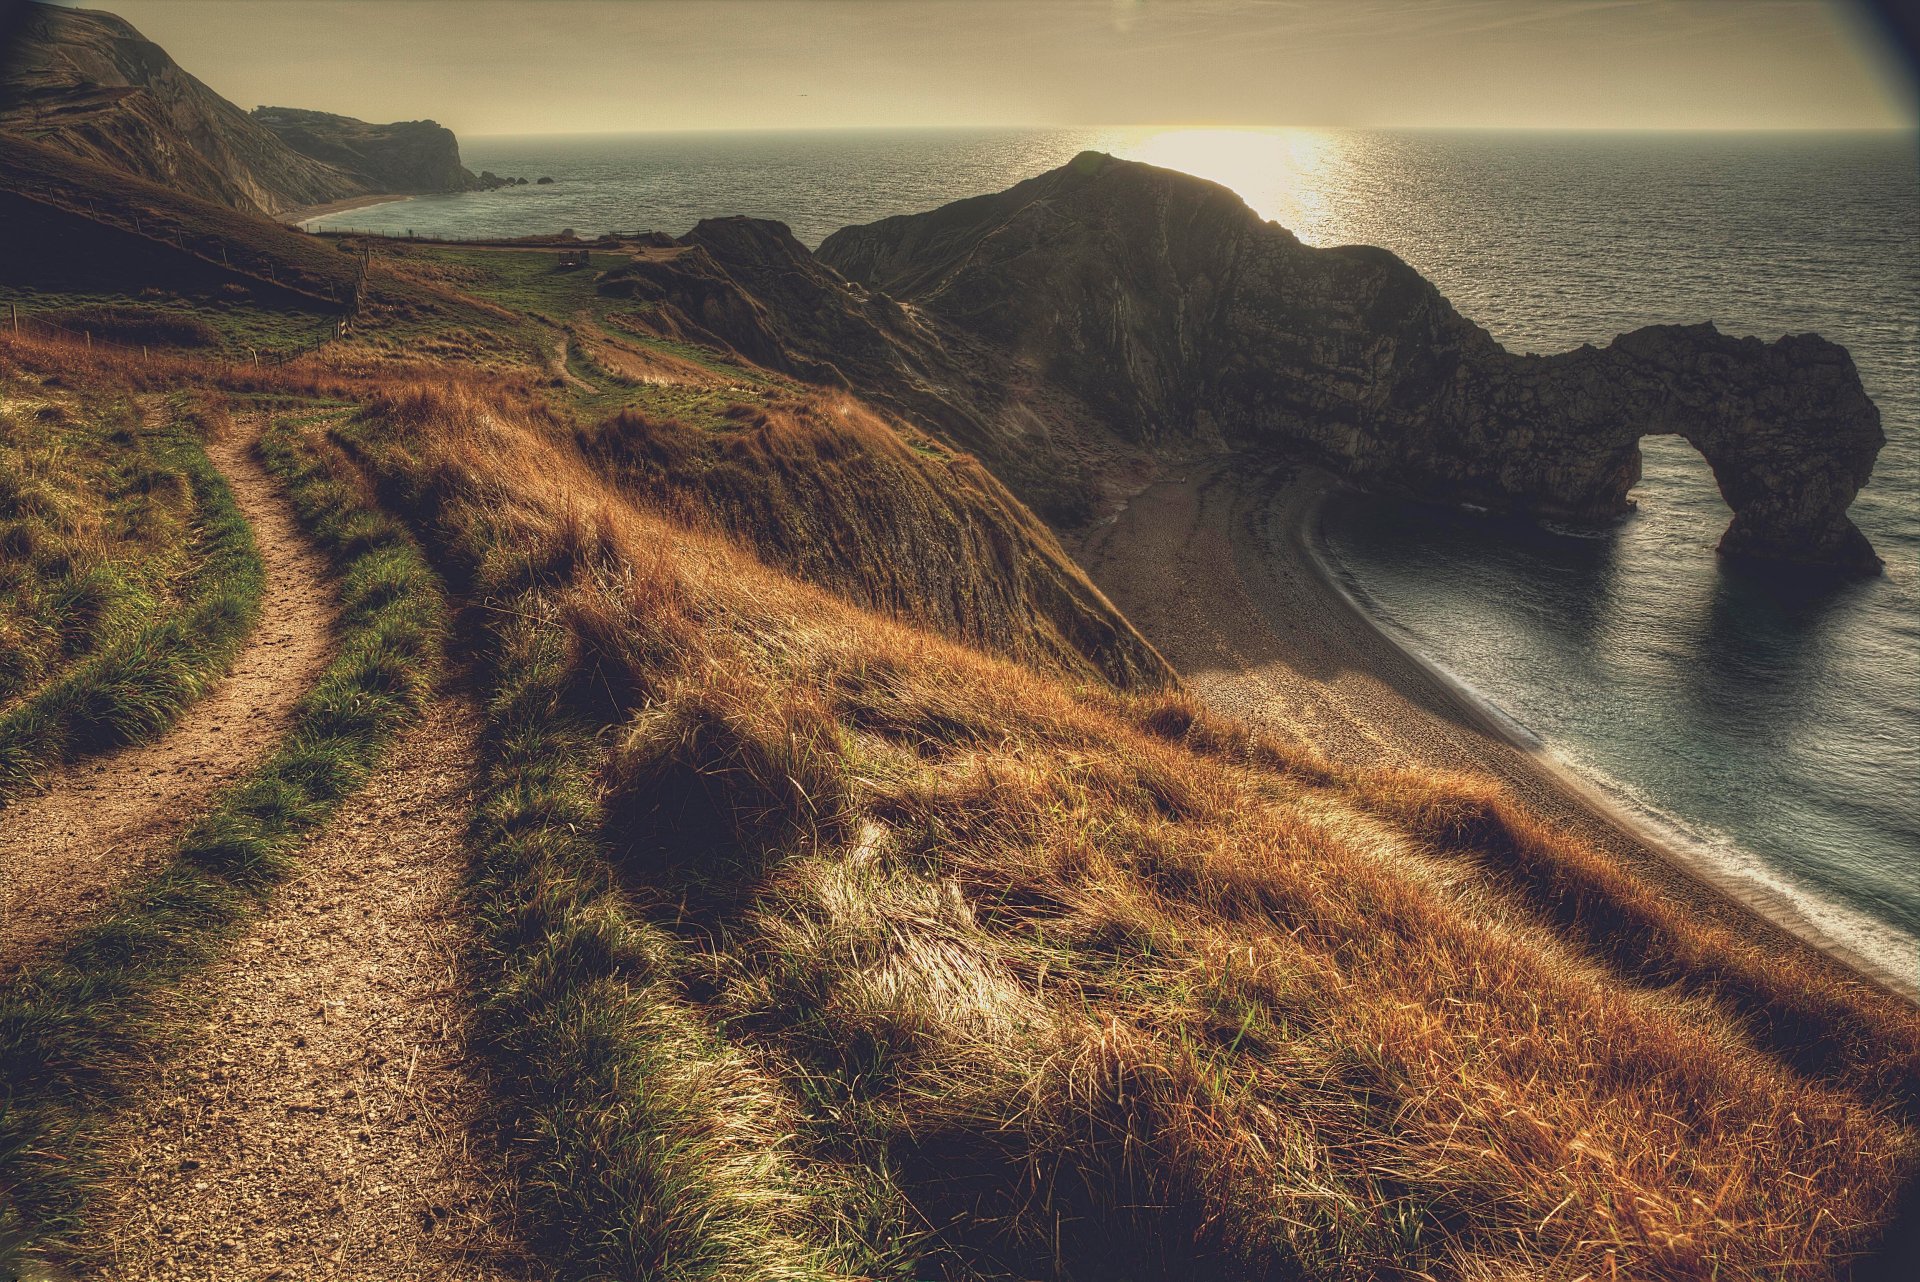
[296,376,1918,1280]
[0,197,1914,1278]
[581,392,1167,689]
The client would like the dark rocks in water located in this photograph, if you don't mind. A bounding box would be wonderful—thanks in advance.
[249,106,485,195]
[821,152,1886,575]
[536,176,555,185]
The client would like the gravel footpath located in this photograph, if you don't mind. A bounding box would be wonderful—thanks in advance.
[93,698,537,1280]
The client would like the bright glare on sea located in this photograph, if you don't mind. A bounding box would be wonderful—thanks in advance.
[312,127,1920,983]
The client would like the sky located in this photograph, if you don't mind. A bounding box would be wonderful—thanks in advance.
[48,0,1918,135]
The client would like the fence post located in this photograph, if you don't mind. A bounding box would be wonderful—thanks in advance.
[9,302,15,334]
[86,330,92,350]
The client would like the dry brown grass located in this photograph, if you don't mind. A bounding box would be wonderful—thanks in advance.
[582,392,1169,690]
[322,377,1920,1280]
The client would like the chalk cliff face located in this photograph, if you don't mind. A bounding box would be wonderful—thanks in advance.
[0,2,365,216]
[249,106,482,195]
[820,152,1886,574]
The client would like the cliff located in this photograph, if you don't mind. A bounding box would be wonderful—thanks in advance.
[249,106,483,194]
[0,3,494,217]
[821,152,1886,574]
[0,2,365,216]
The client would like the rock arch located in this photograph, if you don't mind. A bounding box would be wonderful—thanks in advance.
[1477,326,1885,573]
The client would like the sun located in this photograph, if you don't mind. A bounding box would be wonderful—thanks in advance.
[1108,127,1341,239]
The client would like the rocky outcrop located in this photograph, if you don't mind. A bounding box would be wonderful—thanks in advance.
[248,106,483,194]
[0,2,366,216]
[821,152,1886,574]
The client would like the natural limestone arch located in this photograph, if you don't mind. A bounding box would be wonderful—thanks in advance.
[1475,326,1885,573]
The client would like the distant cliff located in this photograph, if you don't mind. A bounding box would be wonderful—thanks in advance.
[249,106,487,195]
[820,152,1886,574]
[0,2,366,216]
[0,2,491,217]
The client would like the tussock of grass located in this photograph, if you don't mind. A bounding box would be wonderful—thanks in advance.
[336,382,1920,1280]
[0,363,263,798]
[465,605,858,1282]
[0,413,445,1265]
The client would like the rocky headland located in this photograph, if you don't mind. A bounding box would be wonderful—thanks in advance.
[248,106,497,196]
[820,151,1886,574]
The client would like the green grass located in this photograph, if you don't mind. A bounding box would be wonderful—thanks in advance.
[379,244,775,423]
[0,417,445,1272]
[403,246,630,317]
[0,391,264,798]
[0,285,336,358]
[304,398,865,1280]
[466,601,858,1282]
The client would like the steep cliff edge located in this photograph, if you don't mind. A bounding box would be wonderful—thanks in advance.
[249,106,484,195]
[820,152,1885,574]
[0,2,364,216]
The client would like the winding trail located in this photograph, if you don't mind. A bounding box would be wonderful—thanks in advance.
[0,416,337,974]
[94,697,535,1280]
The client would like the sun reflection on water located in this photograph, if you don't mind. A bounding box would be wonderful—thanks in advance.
[1089,126,1344,241]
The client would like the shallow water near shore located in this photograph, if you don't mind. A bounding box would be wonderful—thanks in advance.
[315,126,1920,983]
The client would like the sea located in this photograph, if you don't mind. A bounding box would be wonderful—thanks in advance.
[310,127,1920,986]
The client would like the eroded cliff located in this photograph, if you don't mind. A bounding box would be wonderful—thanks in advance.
[0,2,364,216]
[249,106,483,195]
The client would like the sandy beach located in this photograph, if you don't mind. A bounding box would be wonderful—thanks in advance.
[1077,454,1918,1004]
[277,192,414,226]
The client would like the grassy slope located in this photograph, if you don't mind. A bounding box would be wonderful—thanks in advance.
[325,379,1920,1281]
[0,137,361,303]
[0,400,445,1268]
[368,243,1167,689]
[0,350,263,797]
[0,208,1914,1277]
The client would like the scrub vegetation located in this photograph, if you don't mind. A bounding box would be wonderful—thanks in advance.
[0,357,262,796]
[313,376,1918,1281]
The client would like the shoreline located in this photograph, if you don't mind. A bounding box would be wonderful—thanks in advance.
[279,192,415,227]
[1076,455,1917,1005]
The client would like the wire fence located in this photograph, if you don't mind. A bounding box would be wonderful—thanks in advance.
[2,305,340,366]
[5,182,356,310]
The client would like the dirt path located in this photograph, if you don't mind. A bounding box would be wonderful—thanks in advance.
[94,698,536,1281]
[0,419,337,974]
[1077,455,1915,1001]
